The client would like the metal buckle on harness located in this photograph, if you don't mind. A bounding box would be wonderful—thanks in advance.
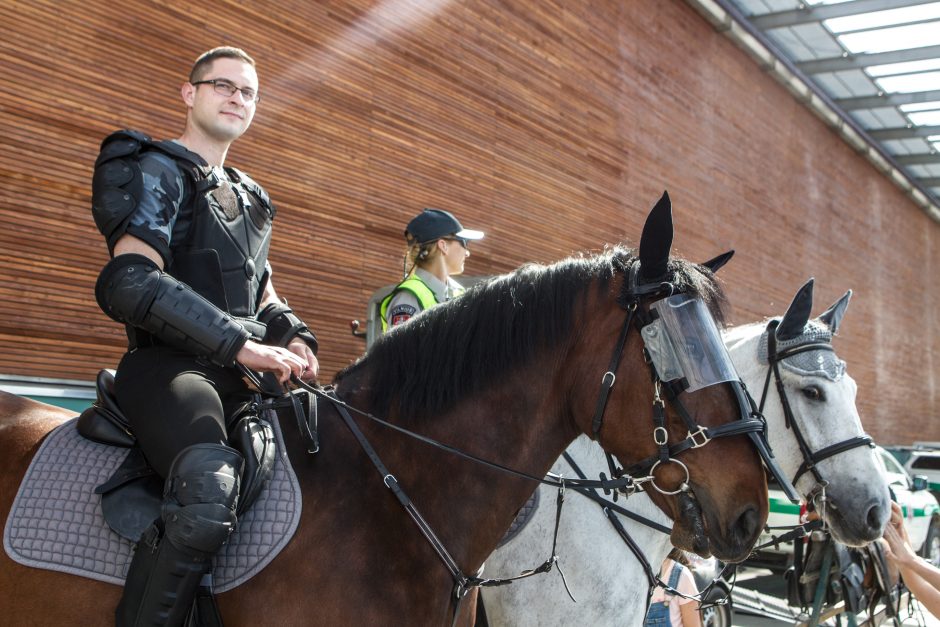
[687,427,710,448]
[653,426,669,446]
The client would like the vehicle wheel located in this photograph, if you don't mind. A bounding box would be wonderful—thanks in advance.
[921,518,940,568]
[699,585,732,627]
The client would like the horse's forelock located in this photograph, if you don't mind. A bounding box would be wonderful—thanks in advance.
[615,254,728,326]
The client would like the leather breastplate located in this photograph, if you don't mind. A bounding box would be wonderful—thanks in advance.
[168,167,273,318]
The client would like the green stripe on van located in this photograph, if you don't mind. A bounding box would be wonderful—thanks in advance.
[769,497,801,515]
[901,504,940,519]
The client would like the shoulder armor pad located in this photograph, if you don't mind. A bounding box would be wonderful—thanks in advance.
[227,167,276,219]
[93,131,150,249]
[91,131,191,257]
[95,129,151,168]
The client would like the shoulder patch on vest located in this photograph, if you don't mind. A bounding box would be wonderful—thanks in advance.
[389,303,417,327]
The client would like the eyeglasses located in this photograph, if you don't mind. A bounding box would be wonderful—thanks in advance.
[192,79,260,104]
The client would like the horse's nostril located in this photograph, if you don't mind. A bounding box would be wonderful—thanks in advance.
[867,503,887,532]
[734,506,760,543]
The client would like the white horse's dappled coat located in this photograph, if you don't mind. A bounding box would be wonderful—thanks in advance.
[483,282,891,627]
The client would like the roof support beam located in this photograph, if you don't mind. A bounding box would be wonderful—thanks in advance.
[895,154,940,165]
[797,45,940,75]
[868,125,940,140]
[920,177,940,186]
[751,0,938,30]
[835,89,940,110]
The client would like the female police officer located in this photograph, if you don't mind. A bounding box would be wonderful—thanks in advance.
[380,208,484,330]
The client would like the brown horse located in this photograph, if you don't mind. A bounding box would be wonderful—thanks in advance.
[0,196,769,626]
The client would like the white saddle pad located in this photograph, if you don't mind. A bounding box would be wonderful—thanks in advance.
[3,413,301,593]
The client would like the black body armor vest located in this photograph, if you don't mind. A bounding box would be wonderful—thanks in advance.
[166,157,274,318]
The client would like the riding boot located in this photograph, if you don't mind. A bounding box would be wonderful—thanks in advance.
[115,443,244,627]
[116,521,212,626]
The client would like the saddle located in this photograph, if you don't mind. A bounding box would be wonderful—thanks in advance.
[75,369,307,542]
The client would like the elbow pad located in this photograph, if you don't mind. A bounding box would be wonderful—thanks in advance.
[96,254,250,366]
[257,302,318,355]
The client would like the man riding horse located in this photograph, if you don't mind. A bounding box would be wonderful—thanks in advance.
[91,46,319,626]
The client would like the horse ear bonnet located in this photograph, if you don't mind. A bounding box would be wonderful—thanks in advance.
[638,191,674,282]
[818,290,852,334]
[776,278,815,342]
[763,279,846,380]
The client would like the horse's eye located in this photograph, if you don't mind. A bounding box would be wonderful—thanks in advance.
[802,386,824,401]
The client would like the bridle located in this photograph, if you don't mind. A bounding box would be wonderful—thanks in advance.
[759,318,874,511]
[591,262,790,500]
[552,320,874,603]
[566,317,874,611]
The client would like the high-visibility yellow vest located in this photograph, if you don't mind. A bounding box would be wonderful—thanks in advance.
[380,275,465,332]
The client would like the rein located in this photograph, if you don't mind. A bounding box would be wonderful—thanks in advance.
[291,377,627,617]
[296,380,636,493]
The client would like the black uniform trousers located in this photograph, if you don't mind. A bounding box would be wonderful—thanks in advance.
[114,345,251,478]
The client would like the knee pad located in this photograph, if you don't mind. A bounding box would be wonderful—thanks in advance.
[162,443,244,555]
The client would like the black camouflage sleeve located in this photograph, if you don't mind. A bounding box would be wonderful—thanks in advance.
[123,151,187,265]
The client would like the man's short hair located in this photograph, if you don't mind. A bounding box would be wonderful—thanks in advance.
[189,47,256,83]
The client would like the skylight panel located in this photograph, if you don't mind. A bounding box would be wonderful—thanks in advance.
[838,22,940,54]
[825,3,940,34]
[908,111,940,125]
[900,101,940,113]
[868,58,940,78]
[875,71,940,93]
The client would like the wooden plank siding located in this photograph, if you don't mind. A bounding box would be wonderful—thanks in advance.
[0,0,936,444]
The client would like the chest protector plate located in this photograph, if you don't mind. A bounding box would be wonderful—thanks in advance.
[156,142,275,318]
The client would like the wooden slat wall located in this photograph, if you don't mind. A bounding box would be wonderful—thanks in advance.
[0,0,936,443]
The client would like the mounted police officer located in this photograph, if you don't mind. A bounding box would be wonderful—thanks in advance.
[380,208,484,331]
[91,46,319,626]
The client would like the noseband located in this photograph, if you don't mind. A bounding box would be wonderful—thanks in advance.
[759,319,874,502]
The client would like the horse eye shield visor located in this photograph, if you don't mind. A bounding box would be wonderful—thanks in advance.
[640,294,737,392]
[641,294,802,502]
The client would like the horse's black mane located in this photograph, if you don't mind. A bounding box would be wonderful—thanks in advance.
[335,247,726,419]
